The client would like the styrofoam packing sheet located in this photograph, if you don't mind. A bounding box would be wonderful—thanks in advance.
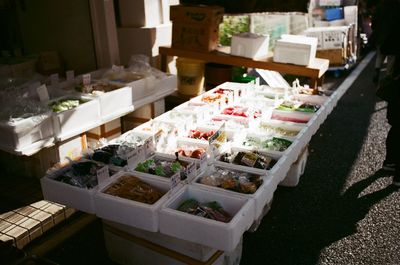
[102,219,217,262]
[192,164,275,221]
[50,95,101,140]
[0,112,54,150]
[94,171,173,232]
[159,185,255,252]
[290,94,329,105]
[40,166,98,214]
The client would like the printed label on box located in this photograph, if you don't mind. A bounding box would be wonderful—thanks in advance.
[127,149,140,170]
[170,172,181,193]
[144,138,155,157]
[185,162,196,182]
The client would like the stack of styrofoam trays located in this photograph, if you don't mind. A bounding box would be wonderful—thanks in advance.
[192,164,275,223]
[159,184,255,252]
[129,153,198,184]
[94,171,174,232]
[48,94,101,140]
[232,132,294,158]
[40,159,111,213]
[0,111,54,153]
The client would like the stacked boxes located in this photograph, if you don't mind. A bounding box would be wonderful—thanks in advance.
[170,5,224,52]
[116,0,175,68]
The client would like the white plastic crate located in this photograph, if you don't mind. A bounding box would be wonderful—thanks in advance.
[50,95,101,141]
[231,32,269,59]
[0,112,54,151]
[159,185,255,252]
[94,171,172,232]
[40,166,98,213]
[280,147,308,187]
[268,154,293,185]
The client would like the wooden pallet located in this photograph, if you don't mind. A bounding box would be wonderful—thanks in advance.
[0,200,76,249]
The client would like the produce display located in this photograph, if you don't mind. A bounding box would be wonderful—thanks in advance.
[49,98,86,113]
[135,157,189,179]
[75,82,121,94]
[276,100,320,113]
[221,106,260,118]
[188,129,216,141]
[201,94,225,103]
[103,175,164,204]
[243,136,292,152]
[91,144,137,167]
[177,199,232,223]
[219,151,276,170]
[198,168,263,194]
[53,160,110,189]
[177,146,206,159]
[257,124,299,137]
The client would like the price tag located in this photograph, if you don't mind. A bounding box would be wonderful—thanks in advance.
[82,73,91,85]
[144,137,154,157]
[127,149,139,170]
[185,162,196,181]
[36,84,50,102]
[50,73,59,86]
[170,172,181,192]
[66,70,75,82]
[97,165,110,185]
[199,151,208,171]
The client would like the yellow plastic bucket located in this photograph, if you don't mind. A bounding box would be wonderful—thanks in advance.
[176,58,205,96]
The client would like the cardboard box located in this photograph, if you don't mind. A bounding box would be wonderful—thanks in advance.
[87,119,122,147]
[170,5,224,25]
[316,48,346,65]
[118,0,169,27]
[170,5,224,52]
[117,23,172,67]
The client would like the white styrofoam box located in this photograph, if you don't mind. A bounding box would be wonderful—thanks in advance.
[118,0,169,27]
[230,135,289,159]
[159,185,255,252]
[321,26,348,50]
[0,112,54,151]
[271,109,314,124]
[117,23,172,66]
[153,110,194,136]
[50,95,101,141]
[304,113,321,137]
[174,101,210,123]
[130,153,197,183]
[267,154,292,186]
[302,28,323,49]
[95,86,134,122]
[40,166,98,213]
[273,34,318,66]
[231,33,269,59]
[103,219,217,263]
[257,119,306,138]
[192,165,275,220]
[250,69,291,89]
[319,0,343,6]
[94,171,171,232]
[329,19,347,26]
[280,147,308,187]
[103,224,243,265]
[291,94,329,105]
[344,6,358,27]
[313,20,331,27]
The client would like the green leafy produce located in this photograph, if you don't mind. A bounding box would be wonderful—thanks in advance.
[49,99,84,113]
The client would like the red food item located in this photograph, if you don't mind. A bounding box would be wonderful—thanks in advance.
[191,148,205,158]
[189,130,215,140]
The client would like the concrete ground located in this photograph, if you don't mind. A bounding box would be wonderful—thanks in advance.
[2,51,399,265]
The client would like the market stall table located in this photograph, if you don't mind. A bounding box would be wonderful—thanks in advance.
[159,46,330,91]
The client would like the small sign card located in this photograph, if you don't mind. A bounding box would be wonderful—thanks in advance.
[36,84,50,102]
[97,165,110,185]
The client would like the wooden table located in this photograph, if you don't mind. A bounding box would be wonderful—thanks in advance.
[159,46,330,90]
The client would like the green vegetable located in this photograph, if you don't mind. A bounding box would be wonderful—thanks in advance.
[155,166,166,176]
